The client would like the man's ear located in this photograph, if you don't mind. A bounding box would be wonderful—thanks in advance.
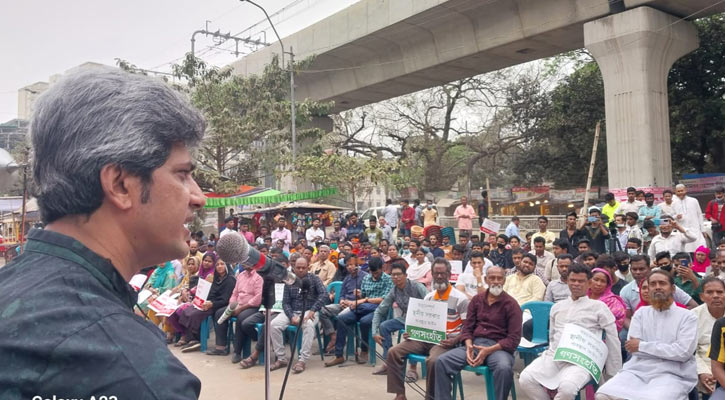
[99,164,138,211]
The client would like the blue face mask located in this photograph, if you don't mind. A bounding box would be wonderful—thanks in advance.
[627,248,638,256]
[421,246,430,253]
[330,243,338,250]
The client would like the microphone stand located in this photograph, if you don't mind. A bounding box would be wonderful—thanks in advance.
[279,280,308,400]
[261,277,276,400]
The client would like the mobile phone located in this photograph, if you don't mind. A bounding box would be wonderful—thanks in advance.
[680,259,690,267]
[587,216,597,223]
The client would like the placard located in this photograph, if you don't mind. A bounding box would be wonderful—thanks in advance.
[137,289,153,304]
[479,218,501,235]
[129,274,148,291]
[193,278,212,310]
[405,298,447,344]
[449,260,463,283]
[148,291,181,317]
[552,324,608,382]
[259,284,286,313]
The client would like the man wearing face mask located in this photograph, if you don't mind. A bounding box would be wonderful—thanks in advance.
[384,259,469,399]
[706,187,725,252]
[421,200,438,227]
[435,266,522,400]
[489,234,514,270]
[614,250,634,284]
[520,263,622,400]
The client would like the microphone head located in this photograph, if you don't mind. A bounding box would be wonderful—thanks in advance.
[216,232,249,265]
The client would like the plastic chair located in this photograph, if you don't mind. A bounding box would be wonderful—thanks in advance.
[516,301,553,365]
[200,315,213,352]
[401,353,428,379]
[452,365,517,400]
[313,281,344,357]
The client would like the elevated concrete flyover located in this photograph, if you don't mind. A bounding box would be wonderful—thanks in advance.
[231,0,724,188]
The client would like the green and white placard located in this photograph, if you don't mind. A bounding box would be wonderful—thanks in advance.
[553,323,608,382]
[405,298,447,344]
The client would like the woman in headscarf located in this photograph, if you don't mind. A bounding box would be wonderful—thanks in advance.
[137,261,177,312]
[170,258,236,352]
[587,268,627,331]
[635,278,687,312]
[198,252,216,281]
[693,245,711,275]
[405,248,432,290]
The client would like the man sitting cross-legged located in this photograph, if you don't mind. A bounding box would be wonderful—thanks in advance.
[519,263,622,400]
[434,266,522,400]
[596,270,698,400]
[383,258,469,399]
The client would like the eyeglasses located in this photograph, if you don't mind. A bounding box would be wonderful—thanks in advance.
[391,272,405,277]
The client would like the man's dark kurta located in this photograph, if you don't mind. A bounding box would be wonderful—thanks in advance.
[0,229,200,399]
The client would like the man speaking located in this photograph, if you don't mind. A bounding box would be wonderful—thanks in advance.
[0,70,205,398]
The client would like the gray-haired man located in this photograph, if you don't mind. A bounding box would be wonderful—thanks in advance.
[0,69,205,398]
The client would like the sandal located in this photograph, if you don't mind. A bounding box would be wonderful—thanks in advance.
[405,369,419,382]
[175,338,188,348]
[269,359,288,371]
[292,361,306,374]
[240,356,258,369]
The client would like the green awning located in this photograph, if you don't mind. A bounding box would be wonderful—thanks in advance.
[248,189,281,198]
[203,187,338,208]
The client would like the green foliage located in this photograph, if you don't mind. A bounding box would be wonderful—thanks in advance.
[668,14,725,176]
[509,62,606,187]
[294,153,397,209]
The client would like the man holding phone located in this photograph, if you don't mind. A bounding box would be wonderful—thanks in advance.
[672,252,703,304]
[648,215,696,261]
[576,207,610,254]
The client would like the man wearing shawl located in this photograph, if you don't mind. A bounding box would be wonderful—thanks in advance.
[597,270,698,400]
[520,263,622,400]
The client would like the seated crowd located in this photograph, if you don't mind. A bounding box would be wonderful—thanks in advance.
[133,192,725,400]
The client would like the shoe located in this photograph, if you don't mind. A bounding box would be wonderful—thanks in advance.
[324,357,345,367]
[206,348,229,356]
[181,341,201,353]
[180,340,198,349]
[357,352,368,364]
[231,354,242,364]
[372,365,388,375]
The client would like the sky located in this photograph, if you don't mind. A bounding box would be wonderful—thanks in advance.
[0,0,359,121]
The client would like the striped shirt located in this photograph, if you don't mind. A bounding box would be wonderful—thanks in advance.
[424,285,469,336]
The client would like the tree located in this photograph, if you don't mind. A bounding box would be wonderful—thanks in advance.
[329,70,537,197]
[668,14,725,176]
[121,55,332,225]
[294,153,397,211]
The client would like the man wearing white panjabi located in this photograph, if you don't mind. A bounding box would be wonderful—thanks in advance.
[596,270,698,400]
[672,183,707,253]
[519,263,622,400]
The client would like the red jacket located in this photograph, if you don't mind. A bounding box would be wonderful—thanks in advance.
[706,200,725,231]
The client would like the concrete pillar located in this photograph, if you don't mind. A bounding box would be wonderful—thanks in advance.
[584,6,698,189]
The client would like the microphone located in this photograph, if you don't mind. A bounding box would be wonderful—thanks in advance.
[217,232,298,285]
[216,301,238,325]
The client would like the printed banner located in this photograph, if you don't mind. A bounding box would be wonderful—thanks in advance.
[609,187,668,202]
[193,278,212,310]
[405,298,447,344]
[479,218,501,235]
[552,324,608,382]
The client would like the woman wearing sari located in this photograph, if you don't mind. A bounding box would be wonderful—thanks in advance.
[198,252,216,281]
[406,248,432,290]
[169,258,236,352]
[588,267,627,331]
[146,258,200,343]
[137,261,177,313]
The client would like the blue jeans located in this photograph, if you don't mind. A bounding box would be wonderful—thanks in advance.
[334,304,377,357]
[379,318,405,359]
[435,337,514,400]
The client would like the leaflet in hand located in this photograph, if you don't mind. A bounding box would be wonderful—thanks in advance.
[129,274,148,291]
[148,290,181,317]
[193,279,212,310]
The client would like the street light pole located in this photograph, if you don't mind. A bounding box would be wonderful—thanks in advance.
[242,0,297,188]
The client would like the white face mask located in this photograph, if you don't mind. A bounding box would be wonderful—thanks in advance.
[627,249,639,256]
[489,285,503,297]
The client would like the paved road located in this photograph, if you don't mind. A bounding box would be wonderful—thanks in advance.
[170,336,528,400]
